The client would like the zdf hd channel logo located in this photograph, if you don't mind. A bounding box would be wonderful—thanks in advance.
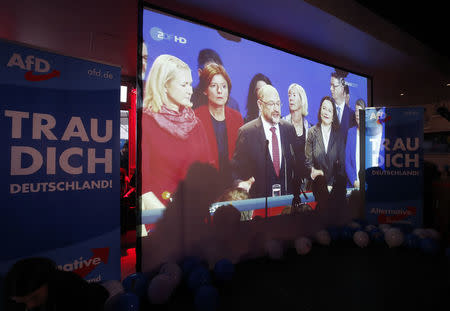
[150,27,187,44]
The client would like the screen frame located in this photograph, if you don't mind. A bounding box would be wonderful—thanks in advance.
[136,0,374,272]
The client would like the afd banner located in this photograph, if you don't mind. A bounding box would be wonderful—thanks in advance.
[0,39,121,282]
[364,107,423,227]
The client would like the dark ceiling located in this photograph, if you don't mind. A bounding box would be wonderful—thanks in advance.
[356,1,449,60]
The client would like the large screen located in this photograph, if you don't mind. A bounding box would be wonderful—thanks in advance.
[138,6,370,270]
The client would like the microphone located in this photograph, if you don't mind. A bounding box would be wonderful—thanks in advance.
[265,139,269,219]
[290,143,308,200]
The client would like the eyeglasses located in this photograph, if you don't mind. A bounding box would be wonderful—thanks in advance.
[259,99,282,107]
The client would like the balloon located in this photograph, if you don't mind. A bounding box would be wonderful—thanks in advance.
[194,285,219,311]
[419,237,439,254]
[412,228,427,239]
[122,272,148,298]
[188,266,211,292]
[315,229,331,246]
[353,230,369,248]
[368,227,384,243]
[160,262,182,288]
[384,228,404,248]
[104,292,140,311]
[392,223,413,234]
[365,224,377,232]
[265,239,284,260]
[404,233,419,249]
[327,226,340,241]
[349,221,361,230]
[340,226,354,240]
[147,274,174,304]
[445,247,450,257]
[378,224,391,234]
[295,237,312,255]
[424,228,440,240]
[101,280,125,299]
[213,258,234,282]
[181,256,202,279]
[353,218,368,227]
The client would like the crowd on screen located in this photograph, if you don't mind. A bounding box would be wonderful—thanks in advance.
[140,47,366,211]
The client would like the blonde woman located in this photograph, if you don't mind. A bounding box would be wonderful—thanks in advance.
[141,54,212,210]
[283,83,310,181]
[283,83,310,141]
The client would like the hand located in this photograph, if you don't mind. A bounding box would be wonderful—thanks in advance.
[310,168,324,180]
[238,177,255,192]
[353,180,360,189]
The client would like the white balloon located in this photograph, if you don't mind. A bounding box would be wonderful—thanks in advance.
[378,224,391,234]
[295,237,312,255]
[315,230,331,246]
[147,274,174,304]
[265,239,283,260]
[424,228,440,240]
[412,228,427,239]
[349,221,361,230]
[385,228,404,248]
[365,224,377,232]
[353,230,369,248]
[101,280,124,299]
[159,262,182,288]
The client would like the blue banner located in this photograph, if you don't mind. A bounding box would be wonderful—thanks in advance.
[0,39,121,282]
[364,107,423,227]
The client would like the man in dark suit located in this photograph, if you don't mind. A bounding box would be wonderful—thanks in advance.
[231,84,302,198]
[330,70,356,142]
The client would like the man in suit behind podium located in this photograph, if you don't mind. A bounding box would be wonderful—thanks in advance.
[231,84,301,198]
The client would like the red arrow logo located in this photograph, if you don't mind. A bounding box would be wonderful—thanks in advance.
[24,69,60,82]
[377,206,416,224]
[72,247,109,278]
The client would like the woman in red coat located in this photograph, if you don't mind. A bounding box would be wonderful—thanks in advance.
[141,54,213,209]
[194,63,243,185]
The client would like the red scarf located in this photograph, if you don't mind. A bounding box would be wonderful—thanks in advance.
[145,105,199,139]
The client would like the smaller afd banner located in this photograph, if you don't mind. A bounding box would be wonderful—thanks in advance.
[364,107,423,227]
[0,39,121,282]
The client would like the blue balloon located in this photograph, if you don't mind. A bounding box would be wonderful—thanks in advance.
[353,218,368,228]
[404,233,419,249]
[393,223,414,234]
[213,259,234,282]
[327,227,340,241]
[188,266,211,292]
[445,247,450,257]
[368,227,384,243]
[340,226,354,240]
[194,285,219,311]
[122,272,148,298]
[419,237,439,254]
[181,256,202,278]
[105,292,140,311]
[0,275,5,311]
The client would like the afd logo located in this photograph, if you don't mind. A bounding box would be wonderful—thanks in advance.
[7,53,60,82]
[150,27,187,44]
[57,247,109,278]
[369,111,391,125]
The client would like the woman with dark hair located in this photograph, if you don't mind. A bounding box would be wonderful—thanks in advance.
[305,96,345,188]
[244,73,272,123]
[194,63,243,184]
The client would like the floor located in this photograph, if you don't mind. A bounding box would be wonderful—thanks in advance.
[120,232,450,311]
